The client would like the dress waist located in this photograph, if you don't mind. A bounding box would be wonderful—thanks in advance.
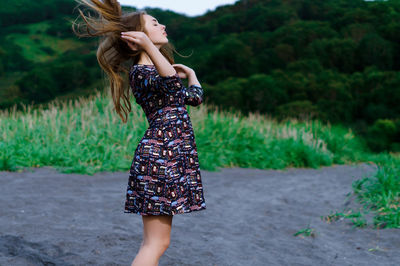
[146,106,187,127]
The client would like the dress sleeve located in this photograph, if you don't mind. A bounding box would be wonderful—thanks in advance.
[182,84,203,106]
[148,71,184,94]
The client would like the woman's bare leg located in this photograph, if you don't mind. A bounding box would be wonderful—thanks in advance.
[131,214,173,266]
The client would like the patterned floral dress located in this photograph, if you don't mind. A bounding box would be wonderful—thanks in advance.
[124,64,207,215]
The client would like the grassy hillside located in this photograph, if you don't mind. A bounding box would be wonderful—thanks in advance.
[5,20,87,63]
[0,0,76,26]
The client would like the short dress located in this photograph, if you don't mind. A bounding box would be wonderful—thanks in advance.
[124,64,207,215]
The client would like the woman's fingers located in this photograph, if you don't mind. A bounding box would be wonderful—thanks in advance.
[121,31,142,39]
[121,35,136,42]
[121,34,143,47]
[173,64,185,72]
[121,31,135,36]
[173,64,192,75]
[121,35,138,48]
[121,31,152,50]
[121,31,139,42]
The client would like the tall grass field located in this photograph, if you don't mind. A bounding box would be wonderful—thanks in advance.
[0,88,399,228]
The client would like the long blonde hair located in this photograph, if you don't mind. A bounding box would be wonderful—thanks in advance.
[72,0,176,123]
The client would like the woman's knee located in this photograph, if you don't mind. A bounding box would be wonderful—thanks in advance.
[141,214,172,251]
[143,238,170,253]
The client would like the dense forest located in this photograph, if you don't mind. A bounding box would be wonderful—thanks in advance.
[1,0,400,152]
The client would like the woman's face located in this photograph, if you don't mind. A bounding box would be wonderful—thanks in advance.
[143,14,168,47]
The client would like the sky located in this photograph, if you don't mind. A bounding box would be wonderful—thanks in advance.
[118,0,239,17]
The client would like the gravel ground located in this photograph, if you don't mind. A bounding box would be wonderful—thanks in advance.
[1,163,399,266]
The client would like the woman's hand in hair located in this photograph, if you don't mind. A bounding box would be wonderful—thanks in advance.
[120,31,152,51]
[172,64,195,79]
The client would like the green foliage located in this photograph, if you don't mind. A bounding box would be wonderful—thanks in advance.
[0,0,76,27]
[248,3,294,32]
[356,33,393,71]
[360,67,400,123]
[276,100,319,121]
[271,20,338,58]
[321,210,368,229]
[366,118,399,152]
[293,226,316,237]
[351,158,400,228]
[16,68,58,103]
[16,51,96,104]
[0,38,33,72]
[307,38,358,73]
[206,73,288,116]
[205,35,256,79]
[286,59,324,73]
[45,17,76,39]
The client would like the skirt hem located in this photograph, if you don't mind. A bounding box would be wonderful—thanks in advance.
[123,204,206,216]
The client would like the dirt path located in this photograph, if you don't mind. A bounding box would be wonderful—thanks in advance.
[1,163,398,266]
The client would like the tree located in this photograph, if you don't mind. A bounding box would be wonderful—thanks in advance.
[356,33,393,71]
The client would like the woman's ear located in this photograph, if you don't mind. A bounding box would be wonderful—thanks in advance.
[123,39,138,51]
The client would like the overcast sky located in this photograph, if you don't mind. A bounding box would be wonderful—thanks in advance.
[118,0,239,17]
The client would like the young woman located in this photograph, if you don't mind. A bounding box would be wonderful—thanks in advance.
[72,1,206,265]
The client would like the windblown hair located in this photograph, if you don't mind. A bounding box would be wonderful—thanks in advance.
[71,0,176,123]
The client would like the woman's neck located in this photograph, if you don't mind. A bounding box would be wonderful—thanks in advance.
[137,52,153,65]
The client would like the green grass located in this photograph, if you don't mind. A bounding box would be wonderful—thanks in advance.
[320,154,400,229]
[293,222,317,238]
[351,156,400,228]
[0,87,369,174]
[0,86,399,228]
